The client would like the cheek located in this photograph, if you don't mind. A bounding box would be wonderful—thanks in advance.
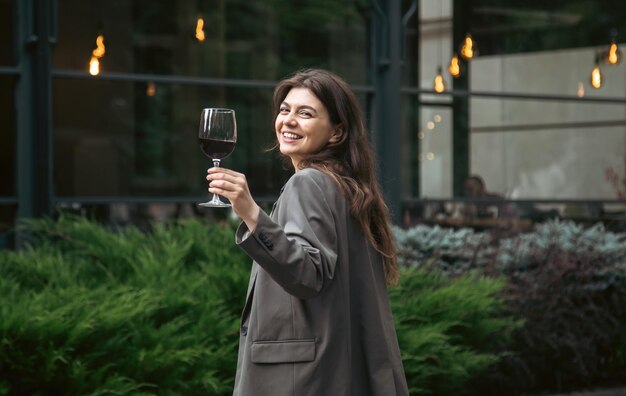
[274,117,281,132]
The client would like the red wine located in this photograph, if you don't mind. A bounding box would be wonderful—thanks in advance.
[199,137,236,160]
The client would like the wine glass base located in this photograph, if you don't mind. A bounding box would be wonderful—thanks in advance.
[198,201,231,208]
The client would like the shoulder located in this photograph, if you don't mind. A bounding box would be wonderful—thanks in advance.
[286,168,337,191]
[282,168,341,202]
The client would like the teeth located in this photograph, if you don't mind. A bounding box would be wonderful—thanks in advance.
[283,132,302,139]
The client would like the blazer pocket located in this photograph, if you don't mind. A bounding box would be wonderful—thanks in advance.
[251,339,316,364]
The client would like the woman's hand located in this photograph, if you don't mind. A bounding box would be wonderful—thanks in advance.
[207,167,260,231]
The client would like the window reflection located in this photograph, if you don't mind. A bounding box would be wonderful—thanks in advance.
[0,76,15,197]
[0,0,14,66]
[53,78,289,198]
[54,0,370,83]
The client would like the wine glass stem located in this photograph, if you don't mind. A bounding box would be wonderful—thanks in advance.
[211,159,222,202]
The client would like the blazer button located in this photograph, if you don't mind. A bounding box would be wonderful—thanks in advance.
[240,326,248,336]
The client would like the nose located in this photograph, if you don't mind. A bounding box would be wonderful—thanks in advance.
[283,110,297,125]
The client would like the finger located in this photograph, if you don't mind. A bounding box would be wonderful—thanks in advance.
[207,167,243,177]
[207,172,247,185]
[209,179,247,193]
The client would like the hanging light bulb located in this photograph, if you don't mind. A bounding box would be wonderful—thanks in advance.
[89,56,100,76]
[433,66,446,93]
[577,82,585,97]
[590,56,603,89]
[460,33,476,60]
[88,34,105,76]
[195,17,206,42]
[606,42,622,65]
[448,54,461,78]
[146,81,157,97]
[92,34,105,58]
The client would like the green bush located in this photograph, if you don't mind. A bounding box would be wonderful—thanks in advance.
[391,268,519,396]
[0,215,517,395]
[0,215,250,395]
[395,220,626,395]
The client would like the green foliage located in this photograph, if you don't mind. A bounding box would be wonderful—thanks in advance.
[0,215,517,395]
[394,220,626,395]
[390,269,519,396]
[0,214,249,395]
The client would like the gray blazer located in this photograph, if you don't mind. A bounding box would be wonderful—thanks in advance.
[233,168,409,396]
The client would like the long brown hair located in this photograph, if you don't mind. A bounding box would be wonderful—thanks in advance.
[273,69,398,285]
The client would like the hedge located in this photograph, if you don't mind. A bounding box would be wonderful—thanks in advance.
[0,215,516,395]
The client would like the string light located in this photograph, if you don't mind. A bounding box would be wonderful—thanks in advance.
[577,82,585,97]
[606,42,622,65]
[433,67,446,93]
[589,55,603,89]
[146,82,157,97]
[448,54,461,78]
[88,34,106,76]
[432,1,446,94]
[195,17,206,42]
[89,56,100,76]
[460,33,476,60]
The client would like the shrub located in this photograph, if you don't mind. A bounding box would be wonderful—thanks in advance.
[394,220,626,395]
[390,268,519,396]
[0,215,518,395]
[0,214,250,395]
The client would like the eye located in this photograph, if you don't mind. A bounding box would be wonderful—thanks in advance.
[279,107,289,114]
[299,110,312,118]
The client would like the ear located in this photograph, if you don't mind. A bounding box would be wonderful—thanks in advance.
[329,126,344,144]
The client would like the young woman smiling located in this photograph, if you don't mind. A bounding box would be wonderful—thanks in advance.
[206,68,408,396]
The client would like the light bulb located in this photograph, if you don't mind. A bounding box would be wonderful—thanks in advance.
[195,17,206,42]
[92,34,105,58]
[460,34,475,60]
[146,82,156,97]
[590,64,603,89]
[433,67,446,93]
[448,54,461,78]
[577,82,585,97]
[88,33,105,75]
[607,42,622,65]
[89,56,100,76]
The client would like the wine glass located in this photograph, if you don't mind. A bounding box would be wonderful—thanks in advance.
[198,108,237,207]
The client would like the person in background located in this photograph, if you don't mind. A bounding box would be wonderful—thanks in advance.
[462,174,512,218]
[206,68,409,396]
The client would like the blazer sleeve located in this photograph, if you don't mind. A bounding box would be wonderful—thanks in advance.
[236,171,338,299]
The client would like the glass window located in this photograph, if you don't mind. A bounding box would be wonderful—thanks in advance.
[471,46,626,98]
[53,0,370,84]
[0,76,15,197]
[53,78,292,198]
[0,0,15,66]
[419,0,453,104]
[419,106,453,198]
[470,98,626,199]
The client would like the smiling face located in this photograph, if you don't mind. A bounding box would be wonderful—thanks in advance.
[275,87,338,169]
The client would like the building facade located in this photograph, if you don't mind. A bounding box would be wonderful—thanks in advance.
[2,0,625,247]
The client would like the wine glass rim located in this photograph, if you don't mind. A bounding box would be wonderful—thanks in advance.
[202,107,235,112]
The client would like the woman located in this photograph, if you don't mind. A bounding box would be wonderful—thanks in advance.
[207,69,409,396]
